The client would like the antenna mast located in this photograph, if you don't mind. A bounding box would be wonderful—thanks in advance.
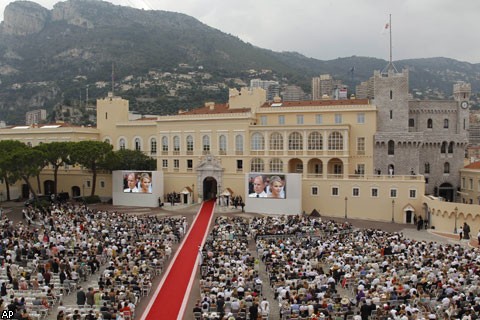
[111,62,115,95]
[86,85,89,107]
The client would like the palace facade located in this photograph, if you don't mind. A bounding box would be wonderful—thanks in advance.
[0,68,478,234]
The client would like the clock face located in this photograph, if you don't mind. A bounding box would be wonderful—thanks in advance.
[461,101,468,109]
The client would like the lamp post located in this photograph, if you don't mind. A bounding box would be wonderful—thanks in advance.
[454,207,458,234]
[344,196,348,219]
[192,184,195,204]
[391,199,395,223]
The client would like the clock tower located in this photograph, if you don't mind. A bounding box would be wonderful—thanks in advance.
[453,82,471,135]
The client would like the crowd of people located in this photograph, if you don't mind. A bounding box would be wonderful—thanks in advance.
[1,202,187,320]
[196,214,480,320]
[3,197,480,320]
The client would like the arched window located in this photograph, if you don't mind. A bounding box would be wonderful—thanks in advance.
[134,138,141,151]
[186,135,194,152]
[328,132,343,150]
[288,132,303,150]
[251,132,265,150]
[308,132,323,150]
[269,132,283,150]
[173,136,180,152]
[235,135,243,152]
[162,136,168,152]
[443,119,449,128]
[448,141,454,154]
[444,162,450,174]
[388,140,395,155]
[202,135,210,152]
[269,158,283,172]
[150,138,157,155]
[440,141,447,154]
[119,138,126,150]
[250,158,264,172]
[219,135,227,154]
[424,162,430,174]
[104,138,111,145]
[427,118,433,129]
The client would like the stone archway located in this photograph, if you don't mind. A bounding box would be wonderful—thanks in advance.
[195,153,224,202]
[203,177,218,201]
[439,182,454,202]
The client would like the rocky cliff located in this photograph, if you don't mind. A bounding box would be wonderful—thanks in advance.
[51,0,93,29]
[1,1,49,35]
[0,0,95,36]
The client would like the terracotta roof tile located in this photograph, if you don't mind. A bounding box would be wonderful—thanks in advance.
[465,162,480,169]
[179,103,250,115]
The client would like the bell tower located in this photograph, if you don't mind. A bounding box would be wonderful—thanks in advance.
[453,82,471,135]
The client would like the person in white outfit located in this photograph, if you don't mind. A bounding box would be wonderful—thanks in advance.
[260,297,270,316]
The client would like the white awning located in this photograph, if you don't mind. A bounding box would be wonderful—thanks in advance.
[403,205,415,212]
[221,188,234,196]
[180,186,193,194]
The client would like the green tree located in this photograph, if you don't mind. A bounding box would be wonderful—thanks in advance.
[0,140,28,201]
[70,141,113,197]
[103,149,156,171]
[7,147,45,199]
[35,142,74,196]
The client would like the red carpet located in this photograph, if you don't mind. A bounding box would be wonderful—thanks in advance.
[140,200,215,320]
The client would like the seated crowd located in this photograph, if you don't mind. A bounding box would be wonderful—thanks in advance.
[1,202,187,320]
[197,214,480,320]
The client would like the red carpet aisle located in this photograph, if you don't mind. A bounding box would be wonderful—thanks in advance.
[140,200,215,320]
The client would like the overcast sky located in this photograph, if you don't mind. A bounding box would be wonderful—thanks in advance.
[1,0,479,64]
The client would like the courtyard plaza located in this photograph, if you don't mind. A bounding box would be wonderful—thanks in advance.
[0,200,478,320]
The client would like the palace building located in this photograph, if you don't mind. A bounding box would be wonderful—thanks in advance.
[0,68,478,234]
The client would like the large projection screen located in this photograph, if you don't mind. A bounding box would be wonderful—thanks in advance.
[245,173,301,214]
[112,170,163,207]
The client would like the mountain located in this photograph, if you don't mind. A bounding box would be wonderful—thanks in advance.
[0,0,479,125]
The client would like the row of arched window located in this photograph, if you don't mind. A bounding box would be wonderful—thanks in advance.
[387,140,455,155]
[409,118,450,129]
[155,131,345,153]
[424,162,450,174]
[104,137,157,154]
[106,130,347,154]
[251,158,284,172]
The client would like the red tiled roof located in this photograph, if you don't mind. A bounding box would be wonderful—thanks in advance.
[179,103,251,115]
[134,117,158,121]
[464,162,480,170]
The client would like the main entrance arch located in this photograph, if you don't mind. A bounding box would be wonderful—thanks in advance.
[195,154,224,202]
[439,182,454,202]
[203,177,218,201]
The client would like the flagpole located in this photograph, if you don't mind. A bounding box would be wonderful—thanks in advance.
[389,14,392,67]
[382,14,397,74]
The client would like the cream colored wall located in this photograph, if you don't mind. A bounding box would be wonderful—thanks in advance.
[251,104,376,176]
[0,127,99,145]
[156,115,252,176]
[302,175,425,222]
[96,95,129,135]
[228,87,266,111]
[459,168,480,205]
[1,170,112,199]
[424,196,480,235]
